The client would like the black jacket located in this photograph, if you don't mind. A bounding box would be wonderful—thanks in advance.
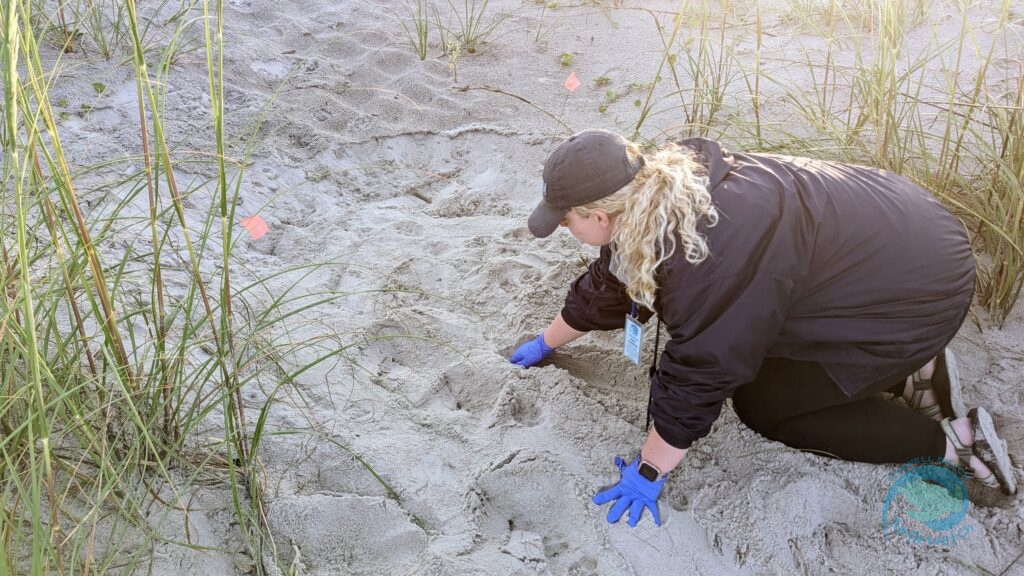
[560,138,975,449]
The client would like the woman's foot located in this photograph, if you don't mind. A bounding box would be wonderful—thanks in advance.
[941,408,1018,495]
[942,417,992,478]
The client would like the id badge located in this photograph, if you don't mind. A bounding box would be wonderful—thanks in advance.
[623,315,643,364]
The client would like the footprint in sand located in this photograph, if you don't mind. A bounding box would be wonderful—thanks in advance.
[250,59,291,82]
[483,382,544,428]
[421,360,504,416]
[467,452,620,573]
[266,494,426,575]
[227,0,254,13]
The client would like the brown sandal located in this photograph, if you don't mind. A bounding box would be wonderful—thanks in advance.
[940,407,1017,495]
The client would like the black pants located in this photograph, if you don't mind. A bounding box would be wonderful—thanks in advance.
[731,358,947,463]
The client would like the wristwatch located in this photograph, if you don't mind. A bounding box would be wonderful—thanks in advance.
[638,459,663,482]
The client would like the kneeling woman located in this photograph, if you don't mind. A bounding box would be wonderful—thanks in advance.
[510,129,1017,527]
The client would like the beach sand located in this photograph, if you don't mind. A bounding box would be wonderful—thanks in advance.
[49,0,1024,573]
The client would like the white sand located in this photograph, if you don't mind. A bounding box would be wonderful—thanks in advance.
[50,0,1024,573]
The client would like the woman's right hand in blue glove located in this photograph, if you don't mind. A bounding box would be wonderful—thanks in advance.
[509,333,553,367]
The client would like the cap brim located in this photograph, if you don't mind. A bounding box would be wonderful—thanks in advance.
[527,200,566,238]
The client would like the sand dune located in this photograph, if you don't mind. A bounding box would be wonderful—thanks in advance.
[48,0,1024,573]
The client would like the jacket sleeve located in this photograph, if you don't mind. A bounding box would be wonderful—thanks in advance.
[560,245,654,332]
[650,269,793,449]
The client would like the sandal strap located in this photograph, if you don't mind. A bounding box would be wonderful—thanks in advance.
[940,417,975,474]
[974,470,1001,489]
[911,371,931,391]
[908,367,944,419]
[908,371,929,408]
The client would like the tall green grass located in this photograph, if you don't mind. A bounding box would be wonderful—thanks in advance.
[398,0,431,60]
[394,0,509,61]
[0,1,386,573]
[632,0,1024,325]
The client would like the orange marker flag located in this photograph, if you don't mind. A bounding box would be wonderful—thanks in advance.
[240,215,269,241]
[564,71,581,92]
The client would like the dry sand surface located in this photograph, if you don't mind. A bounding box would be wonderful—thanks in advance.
[49,0,1024,573]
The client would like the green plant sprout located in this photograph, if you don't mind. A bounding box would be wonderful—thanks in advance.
[396,0,430,60]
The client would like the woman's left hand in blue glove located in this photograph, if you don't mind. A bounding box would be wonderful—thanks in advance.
[592,456,666,527]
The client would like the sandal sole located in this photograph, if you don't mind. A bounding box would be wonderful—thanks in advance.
[974,407,1018,496]
[942,349,966,419]
[932,349,965,419]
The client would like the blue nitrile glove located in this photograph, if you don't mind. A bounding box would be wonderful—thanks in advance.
[509,333,553,367]
[592,456,667,527]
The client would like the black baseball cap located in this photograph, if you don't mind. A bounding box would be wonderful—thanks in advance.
[528,129,645,238]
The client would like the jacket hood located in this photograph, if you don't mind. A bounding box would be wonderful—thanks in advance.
[679,137,734,189]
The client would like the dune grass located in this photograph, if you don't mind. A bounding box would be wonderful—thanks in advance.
[632,0,1024,325]
[1,1,252,572]
[395,0,509,63]
[397,0,430,60]
[0,1,401,573]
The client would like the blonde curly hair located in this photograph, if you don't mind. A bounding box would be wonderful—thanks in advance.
[573,142,718,309]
